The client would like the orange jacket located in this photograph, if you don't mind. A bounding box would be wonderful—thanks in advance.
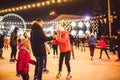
[56,30,71,53]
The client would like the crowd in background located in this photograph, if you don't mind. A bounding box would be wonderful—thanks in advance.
[0,18,120,80]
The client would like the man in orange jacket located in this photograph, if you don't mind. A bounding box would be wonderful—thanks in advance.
[55,25,72,79]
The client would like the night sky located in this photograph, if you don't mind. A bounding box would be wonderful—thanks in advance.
[0,0,120,21]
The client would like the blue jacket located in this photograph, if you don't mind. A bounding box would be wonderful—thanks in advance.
[88,35,97,46]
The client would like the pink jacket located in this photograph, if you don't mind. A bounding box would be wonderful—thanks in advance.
[16,44,35,74]
[98,38,107,48]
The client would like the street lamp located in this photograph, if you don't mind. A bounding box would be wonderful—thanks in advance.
[108,0,112,38]
[49,11,56,16]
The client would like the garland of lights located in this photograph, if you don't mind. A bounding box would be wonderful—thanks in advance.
[0,14,117,25]
[0,0,73,14]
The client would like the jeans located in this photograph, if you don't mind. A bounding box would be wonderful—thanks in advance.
[89,45,95,57]
[43,55,47,69]
[34,56,44,80]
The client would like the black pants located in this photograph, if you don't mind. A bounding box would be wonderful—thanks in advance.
[10,44,17,59]
[34,56,44,80]
[109,47,116,54]
[89,45,95,57]
[52,45,58,55]
[0,48,3,57]
[59,51,71,72]
[118,46,120,59]
[21,73,29,80]
[100,48,110,59]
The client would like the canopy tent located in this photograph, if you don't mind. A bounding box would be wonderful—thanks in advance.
[51,14,83,21]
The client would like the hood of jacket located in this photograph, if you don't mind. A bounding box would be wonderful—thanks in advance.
[31,22,41,30]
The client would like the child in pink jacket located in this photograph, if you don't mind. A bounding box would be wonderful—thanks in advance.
[16,39,36,80]
[98,37,110,60]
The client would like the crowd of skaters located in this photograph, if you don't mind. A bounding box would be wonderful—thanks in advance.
[0,18,120,80]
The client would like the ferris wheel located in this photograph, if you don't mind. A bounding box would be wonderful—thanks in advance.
[0,13,26,36]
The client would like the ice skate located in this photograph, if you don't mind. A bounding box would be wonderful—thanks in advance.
[66,73,72,80]
[42,69,49,74]
[56,73,61,79]
[9,59,15,63]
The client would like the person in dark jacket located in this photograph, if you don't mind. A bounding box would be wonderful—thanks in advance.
[81,36,86,52]
[0,34,5,59]
[9,27,18,62]
[116,29,120,61]
[30,18,55,80]
[69,33,75,59]
[109,35,117,54]
[51,32,58,58]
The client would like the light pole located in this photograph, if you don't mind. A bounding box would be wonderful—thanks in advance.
[108,0,112,38]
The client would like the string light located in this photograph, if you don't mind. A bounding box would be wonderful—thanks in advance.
[0,0,73,14]
[52,0,55,4]
[41,2,45,6]
[32,4,36,8]
[57,0,62,3]
[23,6,27,9]
[46,1,50,5]
[37,3,41,7]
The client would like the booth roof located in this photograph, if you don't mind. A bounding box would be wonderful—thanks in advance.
[52,14,83,21]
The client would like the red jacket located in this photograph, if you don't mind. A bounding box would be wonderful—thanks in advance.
[56,30,71,52]
[52,40,58,45]
[16,45,35,74]
[98,38,107,48]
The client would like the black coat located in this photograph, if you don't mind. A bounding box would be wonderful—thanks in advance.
[117,34,120,47]
[30,23,53,57]
[0,35,4,48]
